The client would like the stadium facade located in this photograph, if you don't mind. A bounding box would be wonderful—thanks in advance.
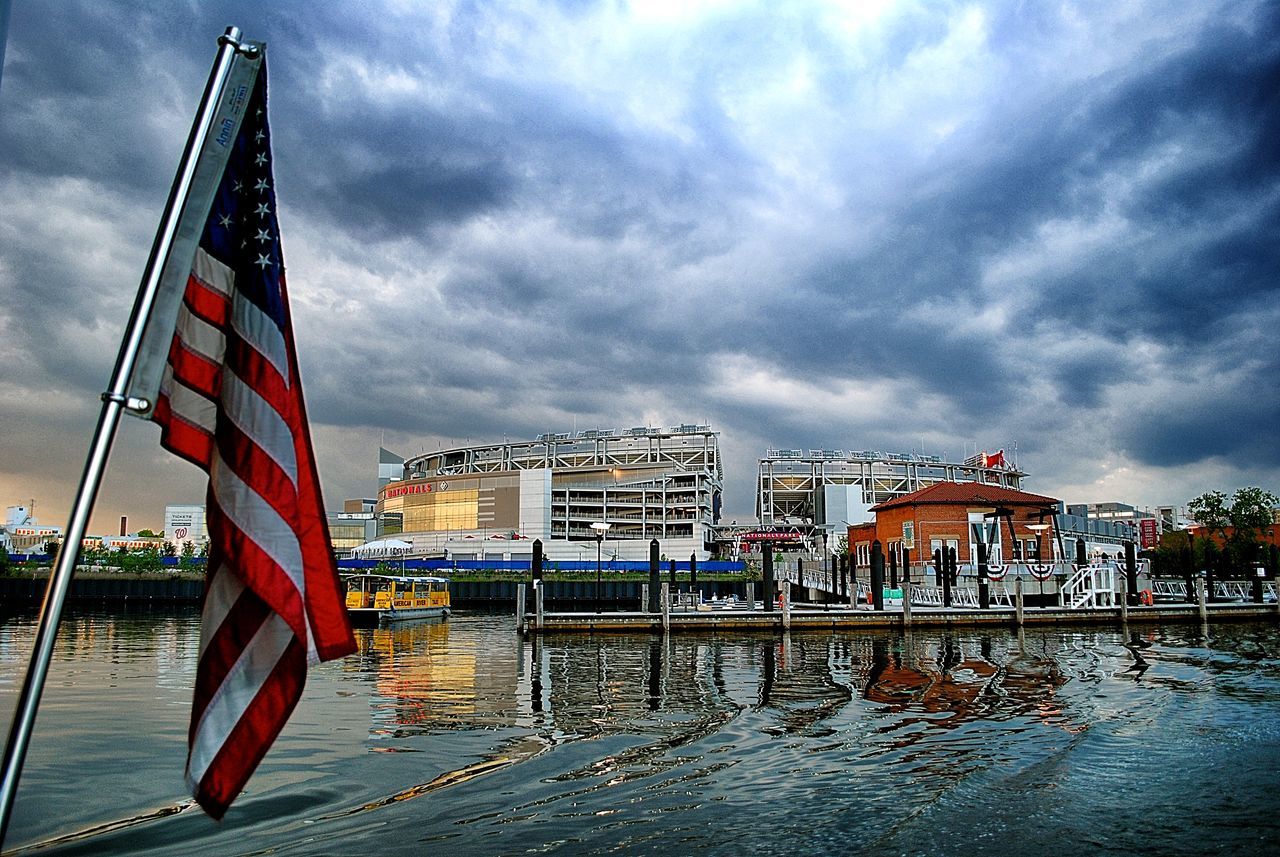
[757,448,1025,537]
[378,425,722,562]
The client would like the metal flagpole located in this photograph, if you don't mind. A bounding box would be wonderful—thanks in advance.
[0,27,259,845]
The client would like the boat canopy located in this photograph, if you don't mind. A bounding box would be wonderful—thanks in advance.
[344,573,448,585]
[351,538,413,558]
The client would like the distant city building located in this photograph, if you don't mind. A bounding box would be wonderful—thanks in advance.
[1063,501,1158,549]
[1052,506,1143,557]
[1155,505,1197,535]
[375,425,722,561]
[329,500,378,556]
[757,448,1024,539]
[100,535,166,552]
[378,448,404,488]
[164,504,208,549]
[3,505,60,553]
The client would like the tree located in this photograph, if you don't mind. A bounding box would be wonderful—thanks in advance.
[1187,487,1280,574]
[1229,486,1279,535]
[137,529,161,538]
[1187,491,1231,539]
[0,544,11,576]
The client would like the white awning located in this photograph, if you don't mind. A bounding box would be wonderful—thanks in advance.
[352,538,413,558]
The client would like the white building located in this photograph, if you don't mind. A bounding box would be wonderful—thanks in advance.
[3,505,60,553]
[164,504,208,550]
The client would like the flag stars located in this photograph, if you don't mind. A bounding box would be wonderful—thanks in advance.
[218,213,234,229]
[255,253,273,270]
[232,180,244,194]
[254,129,265,143]
[254,178,270,194]
[255,202,271,218]
[256,228,272,244]
[255,152,268,166]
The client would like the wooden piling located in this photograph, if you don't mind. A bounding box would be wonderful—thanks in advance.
[648,539,660,613]
[1015,578,1024,627]
[781,581,791,630]
[762,544,775,612]
[871,540,884,611]
[534,580,544,631]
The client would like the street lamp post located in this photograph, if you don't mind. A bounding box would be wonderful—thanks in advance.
[1026,521,1051,605]
[591,521,611,614]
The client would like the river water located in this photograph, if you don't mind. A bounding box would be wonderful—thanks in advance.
[0,609,1277,855]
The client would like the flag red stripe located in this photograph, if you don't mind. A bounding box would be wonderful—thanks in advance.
[166,338,222,400]
[153,393,215,469]
[188,590,272,737]
[224,334,292,418]
[275,273,352,661]
[215,422,303,541]
[192,635,306,820]
[204,499,308,640]
[184,273,231,328]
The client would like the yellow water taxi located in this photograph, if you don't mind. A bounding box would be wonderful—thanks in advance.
[344,574,451,627]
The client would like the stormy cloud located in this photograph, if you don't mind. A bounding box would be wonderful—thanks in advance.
[1,0,1277,531]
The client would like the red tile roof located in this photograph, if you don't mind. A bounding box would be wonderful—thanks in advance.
[870,482,1059,511]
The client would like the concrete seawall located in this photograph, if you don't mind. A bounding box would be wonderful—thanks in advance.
[0,574,205,604]
[0,576,746,608]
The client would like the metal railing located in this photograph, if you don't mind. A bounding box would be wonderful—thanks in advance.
[1150,579,1278,602]
[1061,562,1118,609]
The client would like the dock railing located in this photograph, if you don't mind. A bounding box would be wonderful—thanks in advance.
[1151,579,1277,603]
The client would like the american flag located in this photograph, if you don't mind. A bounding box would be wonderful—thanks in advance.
[133,55,355,818]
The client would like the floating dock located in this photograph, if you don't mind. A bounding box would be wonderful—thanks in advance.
[521,601,1280,635]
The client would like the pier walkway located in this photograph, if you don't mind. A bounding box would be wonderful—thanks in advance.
[516,578,1279,635]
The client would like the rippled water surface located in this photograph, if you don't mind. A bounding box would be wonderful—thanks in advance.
[1,609,1279,855]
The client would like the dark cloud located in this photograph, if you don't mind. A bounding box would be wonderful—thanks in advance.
[2,1,1279,527]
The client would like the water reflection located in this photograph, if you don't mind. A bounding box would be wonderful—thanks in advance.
[860,635,1072,730]
[337,624,1160,752]
[4,613,1280,857]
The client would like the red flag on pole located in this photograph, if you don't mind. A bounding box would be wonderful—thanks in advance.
[126,46,355,819]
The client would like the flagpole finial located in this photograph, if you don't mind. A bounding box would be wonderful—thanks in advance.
[217,26,260,59]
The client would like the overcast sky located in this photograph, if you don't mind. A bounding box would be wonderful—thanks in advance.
[1,0,1277,534]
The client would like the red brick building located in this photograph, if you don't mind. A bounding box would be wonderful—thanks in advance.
[1186,522,1280,547]
[848,482,1062,571]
